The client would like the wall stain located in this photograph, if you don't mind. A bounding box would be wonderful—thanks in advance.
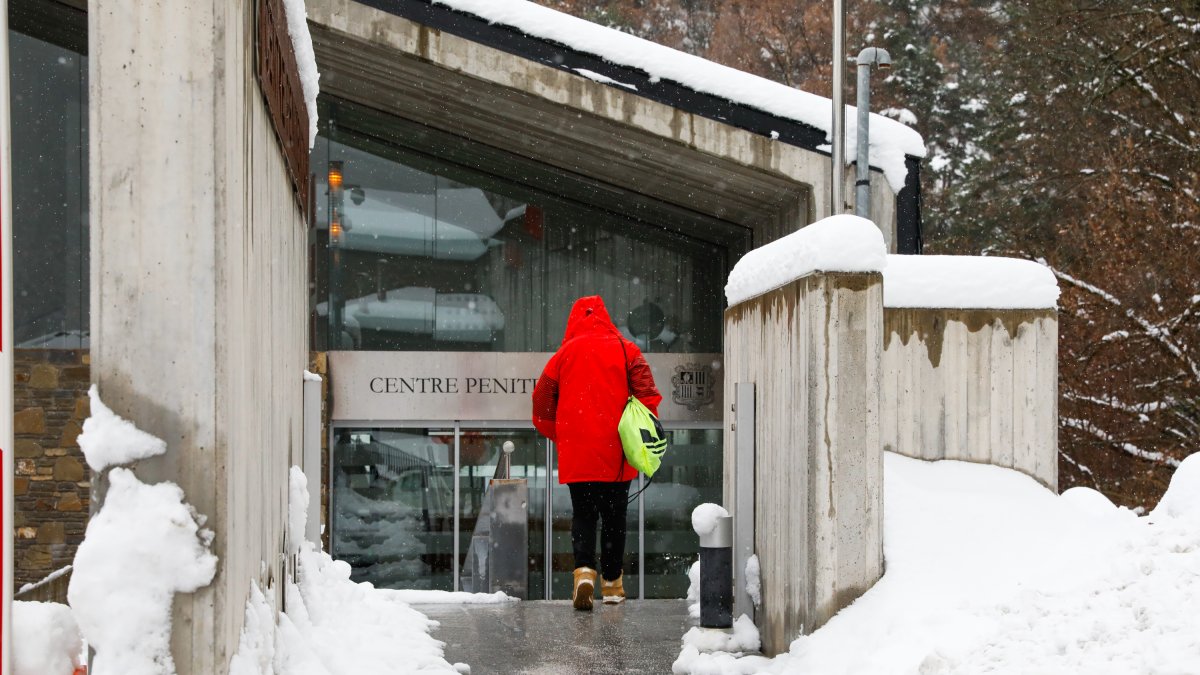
[883,308,1053,368]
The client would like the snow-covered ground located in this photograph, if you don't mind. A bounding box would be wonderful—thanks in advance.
[675,452,1200,674]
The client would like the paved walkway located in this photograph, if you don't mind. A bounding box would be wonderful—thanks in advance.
[417,600,691,674]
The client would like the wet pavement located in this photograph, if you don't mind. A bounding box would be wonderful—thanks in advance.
[417,600,691,675]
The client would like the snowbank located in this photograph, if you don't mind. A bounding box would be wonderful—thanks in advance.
[13,601,83,675]
[725,215,887,306]
[431,0,925,191]
[68,467,218,675]
[281,0,320,148]
[673,453,1200,674]
[77,385,167,472]
[883,255,1060,309]
[230,467,465,674]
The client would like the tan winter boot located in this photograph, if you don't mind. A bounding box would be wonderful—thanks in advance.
[601,574,625,604]
[573,567,597,611]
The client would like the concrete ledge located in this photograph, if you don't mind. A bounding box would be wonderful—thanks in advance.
[723,272,884,655]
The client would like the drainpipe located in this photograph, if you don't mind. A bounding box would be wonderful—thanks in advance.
[830,0,846,215]
[855,47,891,220]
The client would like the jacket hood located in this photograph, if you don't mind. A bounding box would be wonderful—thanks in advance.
[562,296,617,345]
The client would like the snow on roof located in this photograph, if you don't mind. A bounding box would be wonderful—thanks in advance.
[883,255,1060,310]
[432,0,926,192]
[725,215,887,306]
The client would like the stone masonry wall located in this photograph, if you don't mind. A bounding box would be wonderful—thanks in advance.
[12,349,91,591]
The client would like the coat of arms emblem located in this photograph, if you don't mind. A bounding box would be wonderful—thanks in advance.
[672,363,715,411]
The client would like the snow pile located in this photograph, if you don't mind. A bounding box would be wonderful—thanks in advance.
[725,215,887,306]
[686,560,701,620]
[883,255,1060,309]
[68,468,218,675]
[1151,453,1200,519]
[691,503,730,537]
[431,0,925,191]
[13,601,83,675]
[673,453,1200,674]
[677,615,761,657]
[77,384,167,472]
[288,466,309,554]
[281,0,320,148]
[229,467,466,674]
[744,555,761,608]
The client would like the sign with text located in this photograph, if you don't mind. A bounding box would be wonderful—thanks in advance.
[330,351,723,423]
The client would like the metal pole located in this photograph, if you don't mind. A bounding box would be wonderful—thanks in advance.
[830,0,847,215]
[544,440,553,600]
[638,471,645,600]
[0,0,12,662]
[452,424,460,592]
[855,47,892,220]
[855,62,871,219]
[0,0,13,667]
[733,384,756,619]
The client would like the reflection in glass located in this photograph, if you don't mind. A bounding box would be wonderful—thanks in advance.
[10,3,89,348]
[456,430,546,597]
[643,429,723,598]
[311,99,740,353]
[330,426,721,599]
[331,428,456,590]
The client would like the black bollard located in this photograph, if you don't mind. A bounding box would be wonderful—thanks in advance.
[699,514,733,628]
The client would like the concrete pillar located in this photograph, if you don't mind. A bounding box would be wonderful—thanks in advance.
[90,1,308,672]
[723,272,884,655]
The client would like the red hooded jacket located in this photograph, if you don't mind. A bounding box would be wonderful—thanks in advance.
[532,296,662,484]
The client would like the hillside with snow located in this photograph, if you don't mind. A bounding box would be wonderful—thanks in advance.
[676,453,1200,674]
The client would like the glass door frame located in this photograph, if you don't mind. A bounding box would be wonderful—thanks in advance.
[329,419,721,598]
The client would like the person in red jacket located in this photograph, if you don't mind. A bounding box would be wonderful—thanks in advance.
[532,296,662,611]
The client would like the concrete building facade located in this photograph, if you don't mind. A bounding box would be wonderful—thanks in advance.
[9,0,926,670]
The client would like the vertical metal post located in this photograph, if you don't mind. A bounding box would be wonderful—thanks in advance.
[733,383,756,619]
[452,424,461,592]
[699,516,734,628]
[302,375,322,545]
[0,1,13,666]
[855,62,872,220]
[856,47,891,221]
[544,440,553,600]
[830,0,847,215]
[638,471,645,600]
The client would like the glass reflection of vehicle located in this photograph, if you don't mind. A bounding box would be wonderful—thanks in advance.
[316,288,505,349]
[334,432,457,589]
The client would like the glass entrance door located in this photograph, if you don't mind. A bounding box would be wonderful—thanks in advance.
[330,424,722,599]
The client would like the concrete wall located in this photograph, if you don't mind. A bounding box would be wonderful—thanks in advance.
[90,2,308,673]
[723,273,884,655]
[881,308,1059,489]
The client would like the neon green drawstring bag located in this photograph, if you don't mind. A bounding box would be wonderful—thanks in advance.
[616,338,668,478]
[618,395,668,477]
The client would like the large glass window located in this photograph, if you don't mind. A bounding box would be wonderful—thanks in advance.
[330,424,722,599]
[10,0,89,348]
[311,99,744,353]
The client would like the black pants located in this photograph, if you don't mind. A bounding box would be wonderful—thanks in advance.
[568,481,632,582]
